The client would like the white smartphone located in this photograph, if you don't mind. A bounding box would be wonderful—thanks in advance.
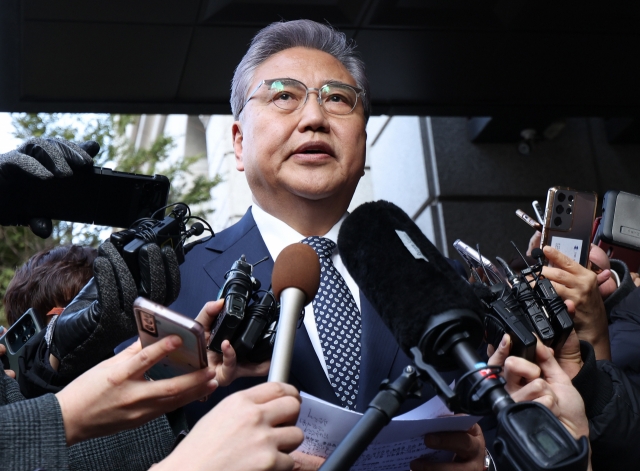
[133,297,207,380]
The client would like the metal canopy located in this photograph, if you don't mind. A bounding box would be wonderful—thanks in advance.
[1,0,640,117]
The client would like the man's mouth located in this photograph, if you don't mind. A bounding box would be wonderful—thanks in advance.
[293,142,334,157]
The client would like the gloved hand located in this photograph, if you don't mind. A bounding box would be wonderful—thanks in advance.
[0,137,97,237]
[48,240,181,379]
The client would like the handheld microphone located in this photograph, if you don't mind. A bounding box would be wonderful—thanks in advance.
[268,243,320,383]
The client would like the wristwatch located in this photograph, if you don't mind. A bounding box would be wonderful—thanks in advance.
[484,447,496,471]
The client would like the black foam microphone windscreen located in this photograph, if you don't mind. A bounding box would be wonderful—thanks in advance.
[337,200,484,369]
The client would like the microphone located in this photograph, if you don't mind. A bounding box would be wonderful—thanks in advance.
[185,222,205,238]
[268,243,320,383]
[337,200,509,414]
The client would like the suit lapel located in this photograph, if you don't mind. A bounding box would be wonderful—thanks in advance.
[203,210,274,292]
[356,292,400,411]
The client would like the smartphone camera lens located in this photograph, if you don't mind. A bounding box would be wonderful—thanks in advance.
[558,193,566,202]
[566,208,572,215]
[556,205,564,214]
[568,195,574,203]
[554,217,563,227]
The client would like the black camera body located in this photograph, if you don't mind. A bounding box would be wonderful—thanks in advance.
[233,291,279,363]
[110,204,188,285]
[208,254,258,353]
[207,254,279,362]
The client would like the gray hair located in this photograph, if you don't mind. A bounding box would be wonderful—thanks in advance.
[230,20,370,121]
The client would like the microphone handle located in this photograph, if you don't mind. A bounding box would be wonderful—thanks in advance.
[268,287,306,383]
[451,340,513,414]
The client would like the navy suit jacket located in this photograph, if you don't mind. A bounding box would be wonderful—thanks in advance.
[171,208,464,426]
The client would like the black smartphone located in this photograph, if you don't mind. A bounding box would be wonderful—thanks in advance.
[0,167,170,229]
[0,308,43,379]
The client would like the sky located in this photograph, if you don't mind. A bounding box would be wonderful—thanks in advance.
[0,112,21,151]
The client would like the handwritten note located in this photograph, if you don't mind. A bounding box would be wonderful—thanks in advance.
[296,392,480,471]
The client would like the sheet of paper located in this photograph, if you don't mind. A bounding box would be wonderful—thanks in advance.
[296,392,480,471]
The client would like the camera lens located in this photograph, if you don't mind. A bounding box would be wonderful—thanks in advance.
[568,195,574,203]
[554,217,562,227]
[566,208,572,215]
[556,205,564,214]
[557,193,566,202]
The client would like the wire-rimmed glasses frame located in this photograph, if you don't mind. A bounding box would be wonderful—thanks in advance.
[238,78,365,116]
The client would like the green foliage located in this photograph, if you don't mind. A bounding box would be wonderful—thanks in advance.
[0,113,219,325]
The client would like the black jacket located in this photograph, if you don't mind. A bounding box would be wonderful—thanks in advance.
[572,341,640,470]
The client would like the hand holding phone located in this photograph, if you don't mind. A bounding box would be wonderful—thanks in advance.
[134,297,207,380]
[540,187,597,268]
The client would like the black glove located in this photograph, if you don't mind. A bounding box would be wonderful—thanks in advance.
[0,137,96,185]
[0,137,97,237]
[48,240,181,379]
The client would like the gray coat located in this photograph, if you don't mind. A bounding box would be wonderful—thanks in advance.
[1,370,176,471]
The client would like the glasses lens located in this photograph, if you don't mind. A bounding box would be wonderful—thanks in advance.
[320,84,358,115]
[267,79,307,111]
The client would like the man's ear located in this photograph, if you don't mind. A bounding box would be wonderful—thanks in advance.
[232,121,244,172]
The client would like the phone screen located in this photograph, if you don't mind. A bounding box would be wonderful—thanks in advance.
[550,236,583,264]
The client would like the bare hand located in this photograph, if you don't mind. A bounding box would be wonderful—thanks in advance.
[196,300,270,387]
[503,340,589,441]
[541,246,610,360]
[156,382,304,471]
[589,244,617,299]
[410,424,486,471]
[526,231,542,257]
[56,335,218,446]
[290,451,325,471]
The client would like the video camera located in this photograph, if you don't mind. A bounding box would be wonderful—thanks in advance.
[207,254,280,363]
[109,203,208,285]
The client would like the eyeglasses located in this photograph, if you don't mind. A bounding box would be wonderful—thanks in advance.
[239,78,364,116]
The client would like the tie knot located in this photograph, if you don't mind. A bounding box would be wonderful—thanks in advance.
[301,236,336,259]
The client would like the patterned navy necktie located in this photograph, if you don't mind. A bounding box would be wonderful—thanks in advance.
[302,236,361,410]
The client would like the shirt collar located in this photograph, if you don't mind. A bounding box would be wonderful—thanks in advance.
[251,203,348,262]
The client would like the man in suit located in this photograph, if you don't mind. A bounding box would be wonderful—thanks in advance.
[171,19,488,471]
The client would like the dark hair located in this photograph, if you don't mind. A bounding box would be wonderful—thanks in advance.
[231,19,370,121]
[4,245,97,326]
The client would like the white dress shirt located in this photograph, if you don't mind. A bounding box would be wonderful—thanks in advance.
[251,203,361,380]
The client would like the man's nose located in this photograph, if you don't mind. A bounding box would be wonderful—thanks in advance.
[297,89,330,132]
